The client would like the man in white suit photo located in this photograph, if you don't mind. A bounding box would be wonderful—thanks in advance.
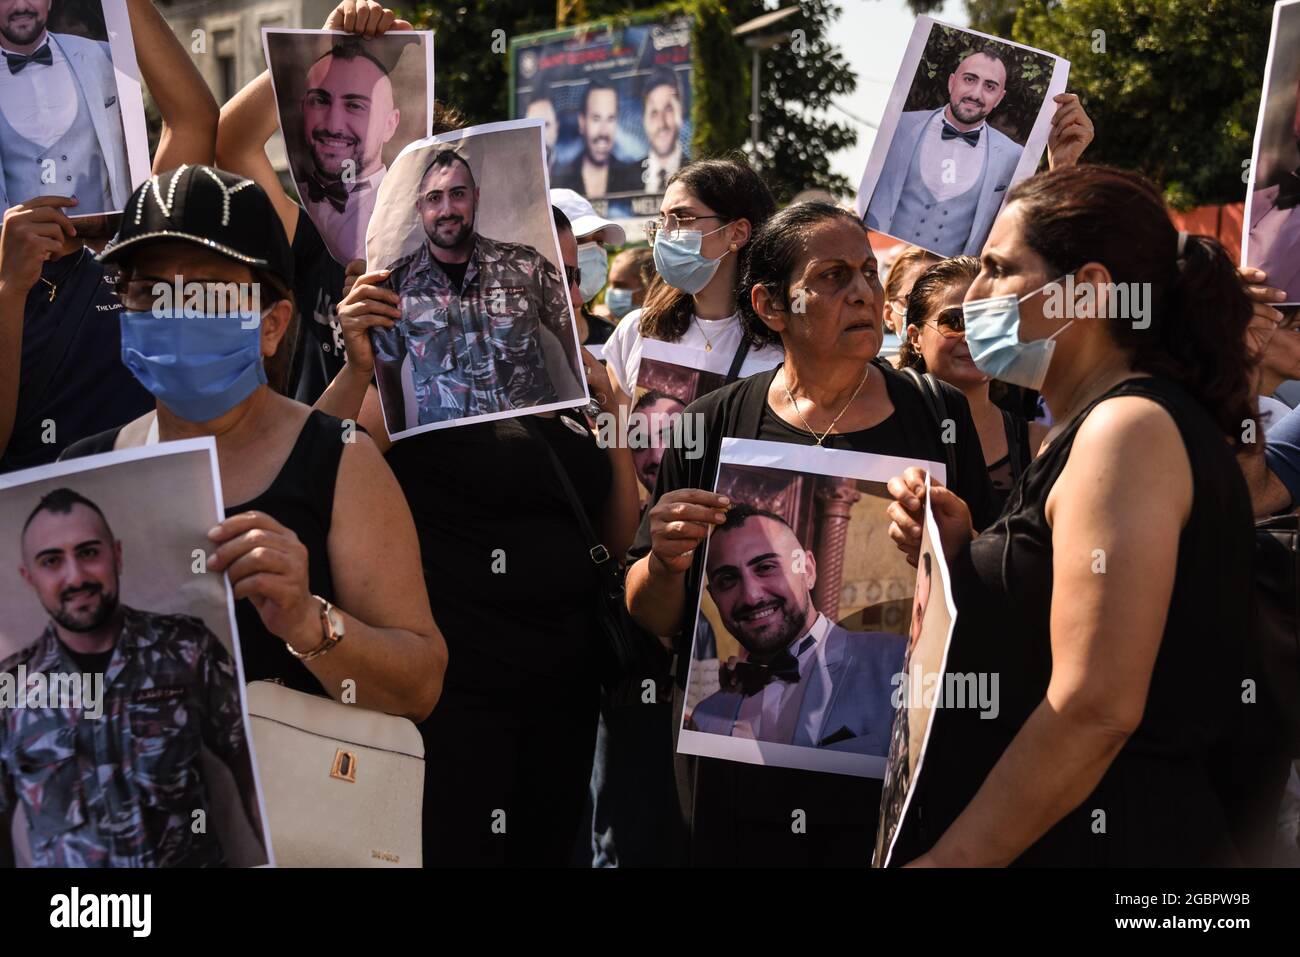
[0,0,131,214]
[687,505,906,757]
[865,47,1023,258]
[1248,71,1300,303]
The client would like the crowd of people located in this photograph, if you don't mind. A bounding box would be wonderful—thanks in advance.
[2,0,1298,868]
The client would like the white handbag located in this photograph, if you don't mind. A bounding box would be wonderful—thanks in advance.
[246,681,424,868]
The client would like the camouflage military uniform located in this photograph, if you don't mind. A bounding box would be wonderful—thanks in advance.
[374,233,580,424]
[0,606,248,867]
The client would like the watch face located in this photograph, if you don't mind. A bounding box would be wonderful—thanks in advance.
[326,607,345,639]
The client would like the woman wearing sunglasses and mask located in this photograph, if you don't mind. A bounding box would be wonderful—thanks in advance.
[60,166,446,722]
[602,156,783,399]
[624,201,999,866]
[898,256,1048,511]
[885,164,1289,867]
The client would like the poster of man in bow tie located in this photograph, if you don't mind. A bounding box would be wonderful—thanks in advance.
[857,17,1069,259]
[263,28,434,265]
[0,0,149,217]
[679,438,944,779]
[1243,0,1300,305]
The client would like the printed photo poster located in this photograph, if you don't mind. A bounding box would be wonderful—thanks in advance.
[0,0,151,220]
[631,338,783,498]
[873,474,957,868]
[365,119,588,440]
[855,16,1069,260]
[1243,0,1300,304]
[263,27,435,265]
[678,438,945,778]
[510,14,692,230]
[0,440,271,868]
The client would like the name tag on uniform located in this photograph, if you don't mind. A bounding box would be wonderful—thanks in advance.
[133,686,184,704]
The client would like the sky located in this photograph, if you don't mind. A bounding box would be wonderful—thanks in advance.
[821,0,969,195]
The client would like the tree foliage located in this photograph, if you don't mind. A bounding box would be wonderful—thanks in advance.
[400,0,858,202]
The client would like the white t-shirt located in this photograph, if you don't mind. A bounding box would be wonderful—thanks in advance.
[603,307,785,394]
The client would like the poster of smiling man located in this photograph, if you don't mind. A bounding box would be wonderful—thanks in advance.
[263,27,434,265]
[364,119,588,439]
[856,17,1069,259]
[0,441,270,868]
[0,0,151,218]
[679,438,946,779]
[1243,0,1300,304]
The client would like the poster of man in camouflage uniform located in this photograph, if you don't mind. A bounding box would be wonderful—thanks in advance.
[0,442,268,867]
[366,120,588,439]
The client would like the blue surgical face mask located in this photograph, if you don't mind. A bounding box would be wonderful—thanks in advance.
[577,242,608,303]
[120,310,268,422]
[961,276,1073,390]
[605,286,635,319]
[653,222,731,295]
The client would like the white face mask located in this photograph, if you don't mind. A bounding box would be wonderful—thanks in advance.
[961,276,1073,390]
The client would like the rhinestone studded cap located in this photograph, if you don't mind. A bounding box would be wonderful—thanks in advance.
[99,164,294,288]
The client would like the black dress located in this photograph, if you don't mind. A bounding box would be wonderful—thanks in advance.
[900,377,1253,866]
[383,408,611,866]
[60,412,344,695]
[629,358,998,866]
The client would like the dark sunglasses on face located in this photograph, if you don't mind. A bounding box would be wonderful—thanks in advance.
[564,264,582,288]
[924,305,966,337]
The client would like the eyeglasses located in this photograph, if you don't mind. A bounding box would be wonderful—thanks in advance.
[564,264,582,289]
[644,212,726,244]
[924,306,966,338]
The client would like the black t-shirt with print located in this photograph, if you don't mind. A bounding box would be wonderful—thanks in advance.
[286,210,348,405]
[0,250,153,474]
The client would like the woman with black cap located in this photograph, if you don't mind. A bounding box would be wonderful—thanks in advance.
[59,164,446,721]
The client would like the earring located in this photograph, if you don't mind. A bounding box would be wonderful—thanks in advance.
[730,242,738,251]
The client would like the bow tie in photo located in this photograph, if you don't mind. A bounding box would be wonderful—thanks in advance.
[941,121,981,147]
[5,43,52,74]
[305,174,372,214]
[1274,169,1300,211]
[721,635,815,697]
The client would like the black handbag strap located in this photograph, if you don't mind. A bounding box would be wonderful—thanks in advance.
[20,248,100,415]
[522,415,614,571]
[725,337,752,383]
[900,366,959,488]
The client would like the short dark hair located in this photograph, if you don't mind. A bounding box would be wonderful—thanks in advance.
[717,503,794,537]
[419,147,475,193]
[642,68,680,102]
[956,46,1008,74]
[22,488,113,541]
[313,37,391,78]
[552,204,572,236]
[581,78,618,116]
[632,388,685,414]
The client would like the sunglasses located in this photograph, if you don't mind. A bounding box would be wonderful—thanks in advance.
[564,264,582,288]
[923,305,966,338]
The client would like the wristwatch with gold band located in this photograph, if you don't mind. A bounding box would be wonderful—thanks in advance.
[287,596,346,661]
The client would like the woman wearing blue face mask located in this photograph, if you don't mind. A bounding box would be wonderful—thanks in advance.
[59,165,447,723]
[602,156,785,400]
[885,164,1290,866]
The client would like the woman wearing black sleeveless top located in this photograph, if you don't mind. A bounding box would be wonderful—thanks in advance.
[897,256,1047,512]
[885,165,1284,866]
[62,167,445,720]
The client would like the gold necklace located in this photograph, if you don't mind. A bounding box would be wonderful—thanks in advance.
[782,364,871,445]
[695,316,715,352]
[37,247,87,303]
